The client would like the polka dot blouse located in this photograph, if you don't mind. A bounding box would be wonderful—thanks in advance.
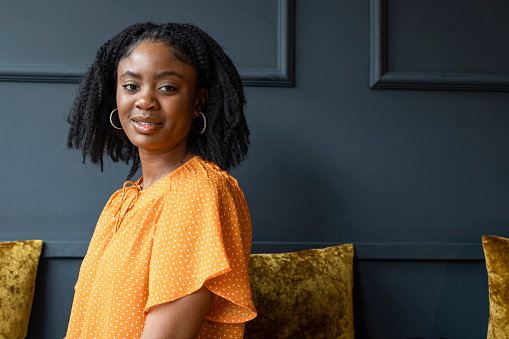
[66,156,257,338]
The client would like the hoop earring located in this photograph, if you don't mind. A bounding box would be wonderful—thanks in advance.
[192,112,206,134]
[110,108,123,130]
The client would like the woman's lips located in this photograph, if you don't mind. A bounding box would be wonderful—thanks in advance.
[131,119,163,132]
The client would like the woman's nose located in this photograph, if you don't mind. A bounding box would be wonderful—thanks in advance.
[135,90,159,111]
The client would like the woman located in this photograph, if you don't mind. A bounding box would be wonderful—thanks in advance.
[65,22,256,338]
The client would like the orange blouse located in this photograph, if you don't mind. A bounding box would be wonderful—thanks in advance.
[66,156,257,338]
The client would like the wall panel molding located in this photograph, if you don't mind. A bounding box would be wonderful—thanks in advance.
[238,0,295,87]
[0,63,88,83]
[34,240,485,261]
[0,0,295,87]
[370,0,509,91]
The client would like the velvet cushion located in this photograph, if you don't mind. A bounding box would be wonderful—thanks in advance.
[245,244,354,339]
[483,235,509,339]
[0,240,43,339]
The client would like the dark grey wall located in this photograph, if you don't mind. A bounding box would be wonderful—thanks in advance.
[1,1,508,338]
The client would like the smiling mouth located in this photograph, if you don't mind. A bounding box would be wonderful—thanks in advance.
[131,119,163,132]
[134,121,160,126]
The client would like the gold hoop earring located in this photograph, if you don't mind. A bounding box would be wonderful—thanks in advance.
[110,108,123,130]
[192,112,206,134]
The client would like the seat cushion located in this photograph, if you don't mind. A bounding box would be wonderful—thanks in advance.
[0,240,43,339]
[245,244,354,339]
[482,235,509,339]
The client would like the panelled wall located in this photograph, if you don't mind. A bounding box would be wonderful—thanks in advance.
[1,1,508,338]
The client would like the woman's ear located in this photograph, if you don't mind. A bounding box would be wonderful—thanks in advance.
[195,88,209,113]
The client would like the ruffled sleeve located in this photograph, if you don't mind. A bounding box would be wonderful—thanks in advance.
[145,163,257,324]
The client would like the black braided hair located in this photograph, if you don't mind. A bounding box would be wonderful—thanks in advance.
[67,22,249,180]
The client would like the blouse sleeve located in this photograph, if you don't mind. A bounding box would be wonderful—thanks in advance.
[145,170,257,324]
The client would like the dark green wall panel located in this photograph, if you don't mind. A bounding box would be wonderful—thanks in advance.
[354,260,489,339]
[27,258,80,339]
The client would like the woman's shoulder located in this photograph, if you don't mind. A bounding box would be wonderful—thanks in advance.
[104,185,130,207]
[173,156,240,191]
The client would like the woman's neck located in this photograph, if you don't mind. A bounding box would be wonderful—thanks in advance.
[138,147,195,189]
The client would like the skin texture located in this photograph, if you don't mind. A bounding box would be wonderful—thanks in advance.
[116,40,208,189]
[116,40,213,338]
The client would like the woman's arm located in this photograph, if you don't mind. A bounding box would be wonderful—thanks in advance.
[140,285,215,339]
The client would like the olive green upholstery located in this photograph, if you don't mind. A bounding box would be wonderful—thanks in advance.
[0,240,43,339]
[245,244,354,339]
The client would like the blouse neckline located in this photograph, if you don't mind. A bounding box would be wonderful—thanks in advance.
[134,155,200,194]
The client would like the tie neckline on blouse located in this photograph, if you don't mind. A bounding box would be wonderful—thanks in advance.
[112,180,142,234]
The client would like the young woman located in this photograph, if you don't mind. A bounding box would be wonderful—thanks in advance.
[65,22,256,338]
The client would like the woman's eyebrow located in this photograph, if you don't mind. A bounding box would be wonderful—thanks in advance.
[120,71,141,79]
[155,71,183,79]
[119,71,183,79]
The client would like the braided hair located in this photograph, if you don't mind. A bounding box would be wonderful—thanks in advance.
[67,22,249,179]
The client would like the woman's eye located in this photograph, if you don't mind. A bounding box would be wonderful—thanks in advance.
[160,85,176,92]
[123,84,137,91]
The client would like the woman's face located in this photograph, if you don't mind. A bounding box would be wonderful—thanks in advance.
[116,40,207,155]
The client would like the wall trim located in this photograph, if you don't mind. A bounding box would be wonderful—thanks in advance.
[0,63,88,83]
[369,0,509,91]
[238,0,295,87]
[0,0,295,87]
[34,240,485,261]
